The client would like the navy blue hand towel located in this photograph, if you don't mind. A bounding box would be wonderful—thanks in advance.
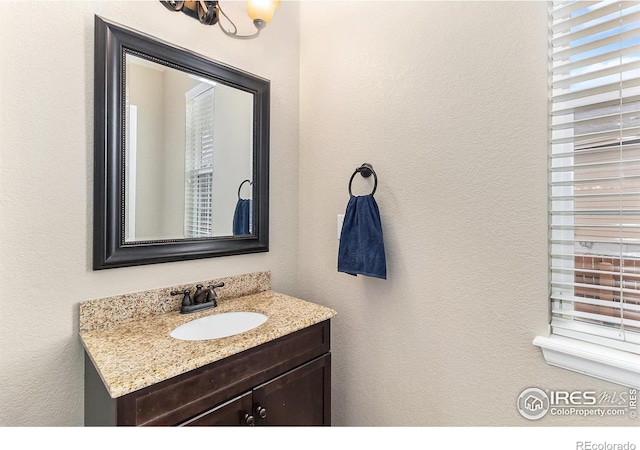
[233,199,251,235]
[338,194,386,279]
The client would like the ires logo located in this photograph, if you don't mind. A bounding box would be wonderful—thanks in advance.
[518,388,637,421]
[549,391,597,406]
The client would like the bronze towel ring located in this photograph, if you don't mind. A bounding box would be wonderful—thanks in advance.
[348,163,377,196]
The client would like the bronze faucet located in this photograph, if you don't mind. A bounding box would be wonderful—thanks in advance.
[171,282,224,314]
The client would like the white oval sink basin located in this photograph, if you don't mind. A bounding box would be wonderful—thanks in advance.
[170,311,268,341]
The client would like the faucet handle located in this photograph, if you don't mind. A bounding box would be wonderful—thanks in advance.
[170,289,192,307]
[205,282,224,306]
[206,282,225,293]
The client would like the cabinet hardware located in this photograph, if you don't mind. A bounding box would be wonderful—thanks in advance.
[243,413,255,426]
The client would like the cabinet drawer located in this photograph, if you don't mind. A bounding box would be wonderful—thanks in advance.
[115,320,330,425]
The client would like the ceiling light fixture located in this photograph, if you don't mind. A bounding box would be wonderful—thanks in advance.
[160,1,280,39]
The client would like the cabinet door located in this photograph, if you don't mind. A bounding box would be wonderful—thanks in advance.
[252,354,331,426]
[181,392,254,426]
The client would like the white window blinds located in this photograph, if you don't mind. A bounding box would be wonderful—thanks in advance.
[185,83,215,238]
[550,1,640,353]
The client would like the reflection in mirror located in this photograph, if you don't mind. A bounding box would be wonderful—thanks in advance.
[124,54,253,242]
[93,16,269,270]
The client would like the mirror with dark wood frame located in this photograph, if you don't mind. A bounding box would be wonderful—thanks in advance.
[93,16,269,269]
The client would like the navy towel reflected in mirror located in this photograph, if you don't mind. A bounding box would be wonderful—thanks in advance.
[233,179,252,236]
[233,199,252,236]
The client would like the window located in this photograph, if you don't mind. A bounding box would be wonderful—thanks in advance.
[184,82,216,238]
[535,0,640,388]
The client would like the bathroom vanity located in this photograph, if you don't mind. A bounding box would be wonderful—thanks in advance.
[86,19,331,426]
[80,272,336,426]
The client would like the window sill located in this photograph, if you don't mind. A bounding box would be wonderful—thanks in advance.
[533,335,640,389]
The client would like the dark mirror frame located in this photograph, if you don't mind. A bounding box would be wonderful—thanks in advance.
[93,16,269,270]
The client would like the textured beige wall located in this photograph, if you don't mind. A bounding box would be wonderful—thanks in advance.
[0,0,299,426]
[0,0,634,428]
[299,1,633,426]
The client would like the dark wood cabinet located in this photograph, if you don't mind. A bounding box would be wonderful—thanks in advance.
[85,320,331,426]
[252,354,330,426]
[182,354,330,426]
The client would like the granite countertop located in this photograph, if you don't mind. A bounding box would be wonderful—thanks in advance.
[80,289,337,398]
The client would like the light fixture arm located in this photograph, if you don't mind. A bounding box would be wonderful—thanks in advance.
[216,3,263,40]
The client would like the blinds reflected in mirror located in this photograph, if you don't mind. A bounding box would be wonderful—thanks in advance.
[185,83,216,238]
